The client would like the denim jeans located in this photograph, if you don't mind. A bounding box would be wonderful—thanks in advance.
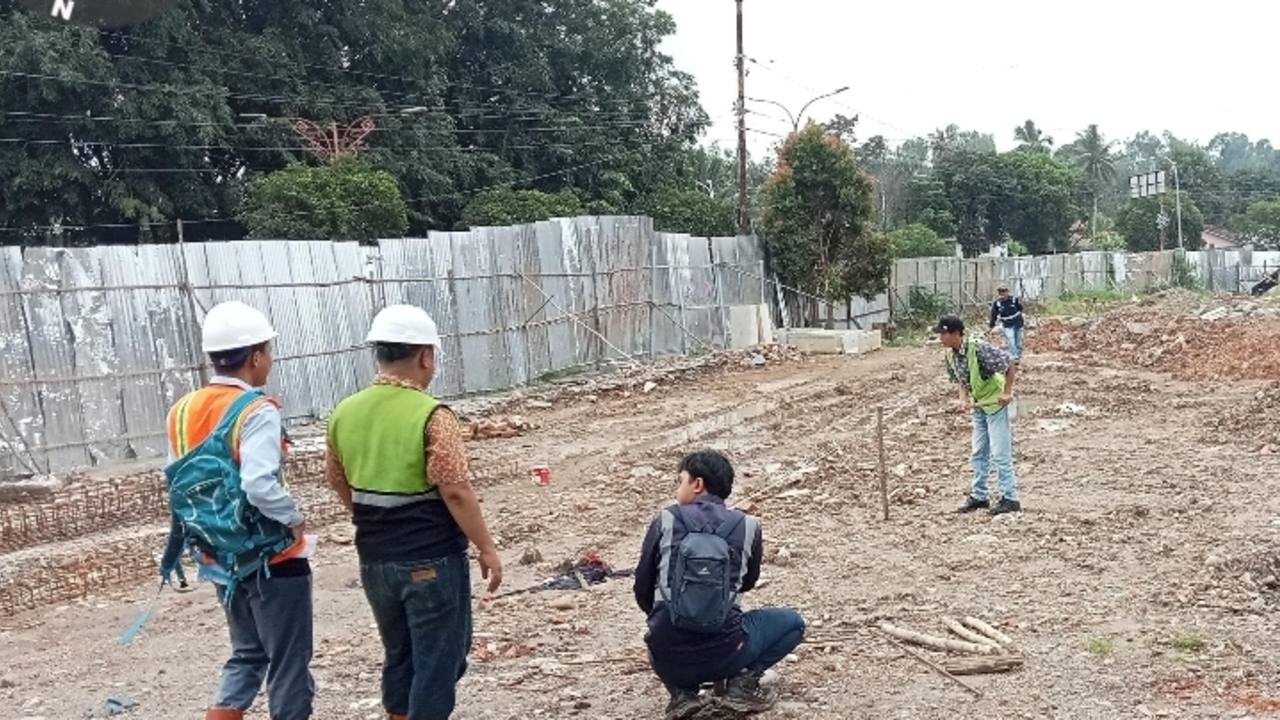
[971,406,1019,503]
[654,608,806,691]
[1002,325,1024,360]
[214,574,314,720]
[361,552,472,720]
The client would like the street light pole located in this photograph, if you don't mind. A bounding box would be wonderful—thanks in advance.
[1170,160,1185,250]
[735,0,750,235]
[747,86,851,135]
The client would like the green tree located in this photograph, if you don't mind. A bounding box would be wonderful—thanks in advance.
[1116,193,1204,251]
[1001,150,1077,254]
[239,162,409,242]
[1013,120,1053,154]
[934,149,1011,257]
[640,187,734,237]
[460,189,585,228]
[1164,137,1224,224]
[903,174,956,237]
[888,223,952,258]
[760,125,892,319]
[1059,124,1117,240]
[1240,200,1280,248]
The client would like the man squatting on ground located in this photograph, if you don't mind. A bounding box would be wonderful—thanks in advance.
[989,283,1025,362]
[326,304,504,720]
[161,301,314,720]
[635,450,807,720]
[936,316,1023,516]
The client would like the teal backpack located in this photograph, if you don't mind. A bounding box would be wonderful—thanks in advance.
[161,389,293,603]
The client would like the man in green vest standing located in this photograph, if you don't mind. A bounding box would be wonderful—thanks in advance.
[935,316,1022,516]
[326,304,504,720]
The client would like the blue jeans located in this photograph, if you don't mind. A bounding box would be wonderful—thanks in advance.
[655,608,806,691]
[971,407,1019,503]
[361,552,472,720]
[1002,325,1024,360]
[214,574,314,720]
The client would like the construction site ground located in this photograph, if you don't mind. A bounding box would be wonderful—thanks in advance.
[5,291,1280,719]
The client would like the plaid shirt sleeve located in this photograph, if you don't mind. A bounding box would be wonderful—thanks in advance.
[945,352,962,384]
[975,340,1012,376]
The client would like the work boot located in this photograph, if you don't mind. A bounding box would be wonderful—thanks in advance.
[955,496,989,514]
[990,498,1022,516]
[204,709,244,720]
[722,670,777,713]
[664,688,705,720]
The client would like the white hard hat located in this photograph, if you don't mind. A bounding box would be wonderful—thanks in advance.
[202,301,278,353]
[367,305,441,347]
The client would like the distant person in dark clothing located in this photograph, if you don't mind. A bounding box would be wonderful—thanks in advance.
[989,284,1025,362]
[634,450,805,720]
[1252,270,1280,297]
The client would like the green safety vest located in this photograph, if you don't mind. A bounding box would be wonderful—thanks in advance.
[328,384,441,504]
[947,336,1006,415]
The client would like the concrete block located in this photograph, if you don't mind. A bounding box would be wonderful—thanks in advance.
[783,328,882,355]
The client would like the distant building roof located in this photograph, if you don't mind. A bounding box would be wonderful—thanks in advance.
[1202,226,1240,250]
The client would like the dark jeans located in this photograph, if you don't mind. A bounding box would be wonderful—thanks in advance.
[214,574,314,720]
[361,552,473,720]
[655,608,806,691]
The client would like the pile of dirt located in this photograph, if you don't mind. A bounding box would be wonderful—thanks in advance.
[1031,293,1280,381]
[1210,381,1280,452]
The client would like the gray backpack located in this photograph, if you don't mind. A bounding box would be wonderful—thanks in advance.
[667,509,745,632]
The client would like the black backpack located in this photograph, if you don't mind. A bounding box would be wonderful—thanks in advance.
[667,509,745,632]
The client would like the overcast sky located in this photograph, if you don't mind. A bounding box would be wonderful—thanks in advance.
[655,0,1276,156]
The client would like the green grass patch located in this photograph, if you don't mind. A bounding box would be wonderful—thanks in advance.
[1086,636,1115,657]
[1038,288,1130,318]
[537,366,587,383]
[1170,633,1205,654]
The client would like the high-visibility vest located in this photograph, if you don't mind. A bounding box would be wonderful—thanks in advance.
[167,385,281,461]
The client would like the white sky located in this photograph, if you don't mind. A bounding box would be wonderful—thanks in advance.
[656,0,1276,156]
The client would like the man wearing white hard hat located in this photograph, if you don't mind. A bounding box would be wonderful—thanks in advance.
[161,300,314,720]
[326,305,503,720]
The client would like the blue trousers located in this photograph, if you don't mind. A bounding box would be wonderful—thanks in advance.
[970,406,1020,503]
[214,574,314,720]
[361,552,473,720]
[655,608,806,691]
[1002,325,1024,360]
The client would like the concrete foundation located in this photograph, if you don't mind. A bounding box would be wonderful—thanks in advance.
[780,328,883,355]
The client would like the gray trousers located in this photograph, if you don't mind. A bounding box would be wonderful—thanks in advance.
[214,574,315,720]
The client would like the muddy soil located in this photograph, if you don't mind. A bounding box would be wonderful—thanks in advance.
[3,330,1280,719]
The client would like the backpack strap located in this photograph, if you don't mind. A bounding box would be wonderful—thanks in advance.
[209,389,269,463]
[714,511,745,540]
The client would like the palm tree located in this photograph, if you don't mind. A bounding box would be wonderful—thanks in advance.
[1067,124,1117,239]
[1013,120,1053,153]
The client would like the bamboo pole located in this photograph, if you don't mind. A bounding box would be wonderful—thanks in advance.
[961,617,1015,648]
[878,623,996,655]
[942,616,1000,648]
[879,632,983,698]
[944,654,1025,676]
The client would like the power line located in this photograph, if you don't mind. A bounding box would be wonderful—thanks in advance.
[0,156,622,234]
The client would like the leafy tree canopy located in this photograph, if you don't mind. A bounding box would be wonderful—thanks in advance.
[1116,193,1204,252]
[239,161,408,242]
[888,223,951,258]
[460,188,584,228]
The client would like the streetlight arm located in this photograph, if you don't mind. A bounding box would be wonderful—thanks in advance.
[745,97,797,131]
[796,86,850,132]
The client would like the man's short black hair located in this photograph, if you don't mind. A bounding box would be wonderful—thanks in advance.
[933,316,965,335]
[679,449,735,500]
[209,341,268,372]
[374,342,426,364]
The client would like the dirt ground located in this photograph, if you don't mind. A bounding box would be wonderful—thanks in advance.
[5,294,1280,720]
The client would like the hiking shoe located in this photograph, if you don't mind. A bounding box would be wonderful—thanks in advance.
[990,498,1022,516]
[956,496,990,514]
[722,671,778,713]
[664,689,705,720]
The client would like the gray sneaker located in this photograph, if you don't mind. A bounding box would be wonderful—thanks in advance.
[721,671,778,713]
[665,688,705,720]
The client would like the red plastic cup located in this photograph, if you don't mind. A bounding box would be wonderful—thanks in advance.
[530,466,551,487]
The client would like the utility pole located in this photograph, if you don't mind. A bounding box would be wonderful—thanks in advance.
[735,0,750,236]
[1171,161,1185,249]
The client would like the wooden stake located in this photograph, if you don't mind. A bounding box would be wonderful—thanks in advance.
[943,654,1025,676]
[961,617,1015,648]
[879,632,983,698]
[878,623,996,655]
[942,616,1000,648]
[877,406,889,521]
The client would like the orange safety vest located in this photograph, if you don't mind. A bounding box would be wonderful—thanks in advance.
[166,385,303,564]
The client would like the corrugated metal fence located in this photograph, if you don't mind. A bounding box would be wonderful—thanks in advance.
[0,217,767,476]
